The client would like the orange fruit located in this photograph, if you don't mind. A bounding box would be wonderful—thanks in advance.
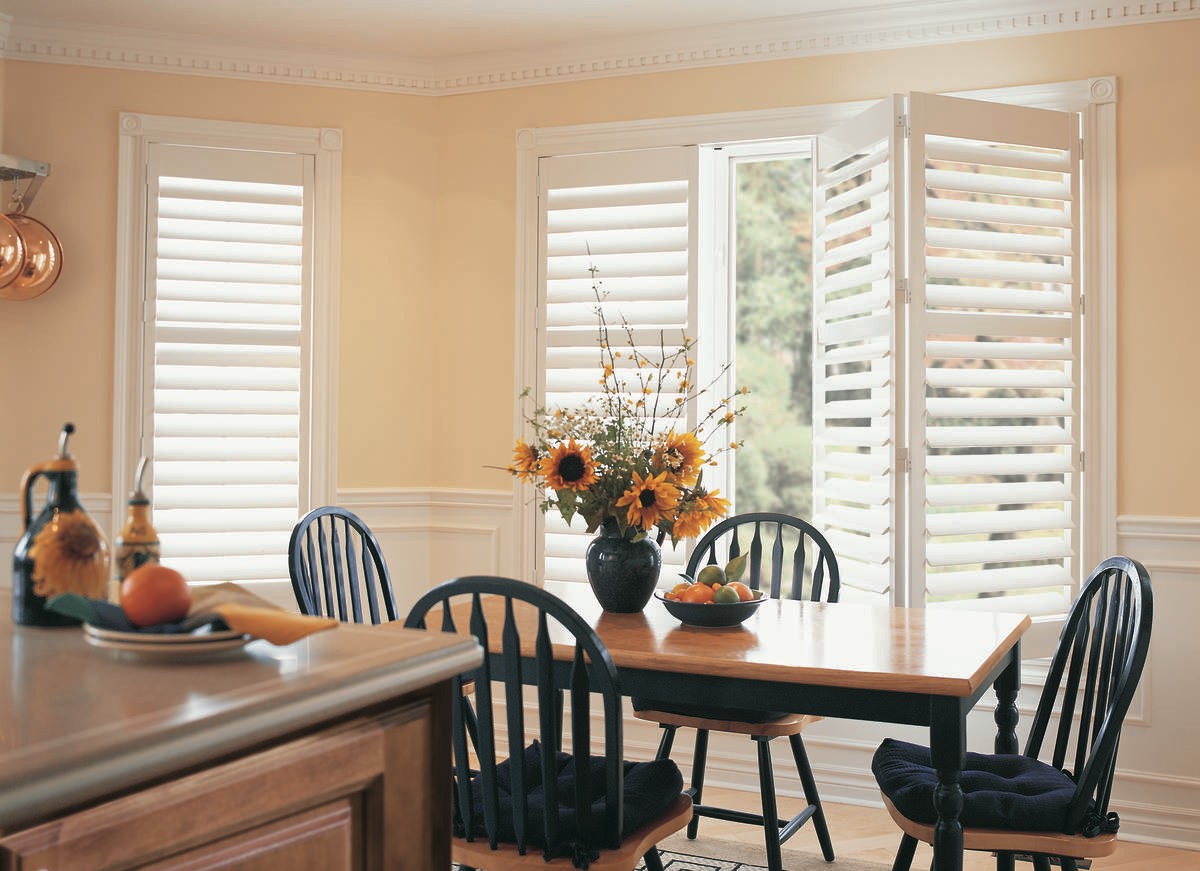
[670,581,691,598]
[727,581,754,602]
[680,582,715,604]
[120,563,192,627]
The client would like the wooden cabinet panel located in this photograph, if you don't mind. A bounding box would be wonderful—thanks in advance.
[142,800,357,871]
[0,698,443,871]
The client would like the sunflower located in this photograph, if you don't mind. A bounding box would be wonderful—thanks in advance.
[29,510,110,598]
[508,439,540,482]
[653,431,705,486]
[671,505,711,540]
[617,471,680,530]
[540,440,597,492]
[698,488,732,519]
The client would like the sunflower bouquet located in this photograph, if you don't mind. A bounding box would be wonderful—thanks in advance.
[508,279,748,548]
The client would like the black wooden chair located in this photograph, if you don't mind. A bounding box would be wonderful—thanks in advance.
[404,576,693,870]
[288,505,400,624]
[873,555,1154,871]
[633,512,840,871]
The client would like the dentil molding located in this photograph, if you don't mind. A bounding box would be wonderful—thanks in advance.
[0,2,1197,96]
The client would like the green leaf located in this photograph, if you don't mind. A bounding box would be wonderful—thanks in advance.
[725,553,749,582]
[557,489,578,524]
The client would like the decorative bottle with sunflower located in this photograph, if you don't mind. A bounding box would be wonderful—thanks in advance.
[12,423,110,626]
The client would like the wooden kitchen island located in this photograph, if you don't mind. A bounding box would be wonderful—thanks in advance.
[0,610,481,870]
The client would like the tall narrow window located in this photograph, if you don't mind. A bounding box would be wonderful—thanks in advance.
[536,148,699,583]
[116,115,340,599]
[147,145,310,584]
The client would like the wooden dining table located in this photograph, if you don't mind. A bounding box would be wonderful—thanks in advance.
[552,581,1030,871]
[416,579,1030,871]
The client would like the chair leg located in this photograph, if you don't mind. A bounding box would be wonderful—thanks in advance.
[995,850,1015,871]
[1031,856,1053,871]
[788,733,834,861]
[891,834,918,871]
[656,724,677,760]
[755,736,785,871]
[1059,859,1079,871]
[642,846,665,871]
[686,729,710,839]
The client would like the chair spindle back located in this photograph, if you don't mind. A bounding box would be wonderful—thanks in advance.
[688,512,839,603]
[405,576,627,861]
[288,506,399,624]
[1024,555,1153,834]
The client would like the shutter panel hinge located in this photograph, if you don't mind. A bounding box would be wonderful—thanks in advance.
[897,113,909,138]
[897,446,910,474]
[897,278,910,304]
[1078,137,1084,160]
[1079,293,1085,315]
[1080,450,1086,473]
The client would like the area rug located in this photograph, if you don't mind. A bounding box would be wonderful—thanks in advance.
[454,834,890,870]
[634,833,890,871]
[635,850,886,870]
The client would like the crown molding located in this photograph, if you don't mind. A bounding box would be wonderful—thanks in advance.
[1,1,1197,96]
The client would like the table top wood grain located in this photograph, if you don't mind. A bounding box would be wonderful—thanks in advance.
[432,580,1030,699]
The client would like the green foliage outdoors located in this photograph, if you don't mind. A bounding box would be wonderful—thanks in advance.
[732,157,815,518]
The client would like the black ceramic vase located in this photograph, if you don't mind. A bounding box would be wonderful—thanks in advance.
[584,520,661,612]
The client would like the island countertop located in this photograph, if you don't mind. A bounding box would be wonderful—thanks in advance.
[0,609,481,832]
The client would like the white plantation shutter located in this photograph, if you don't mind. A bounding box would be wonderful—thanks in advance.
[537,148,698,584]
[812,97,904,605]
[814,92,1083,640]
[145,144,312,584]
[907,93,1081,630]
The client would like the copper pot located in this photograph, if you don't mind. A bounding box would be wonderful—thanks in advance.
[0,213,62,301]
[0,213,25,289]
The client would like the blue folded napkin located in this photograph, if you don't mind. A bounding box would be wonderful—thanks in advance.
[45,593,229,634]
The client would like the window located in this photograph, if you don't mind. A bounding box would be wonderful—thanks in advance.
[115,115,341,602]
[537,147,699,583]
[517,82,1113,654]
[813,94,1082,648]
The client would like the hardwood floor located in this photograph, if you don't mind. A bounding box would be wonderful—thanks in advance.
[687,784,1199,870]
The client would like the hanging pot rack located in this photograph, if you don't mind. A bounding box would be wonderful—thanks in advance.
[0,153,50,213]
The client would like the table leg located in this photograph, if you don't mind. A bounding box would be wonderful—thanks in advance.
[929,696,965,871]
[994,641,1021,756]
[994,643,1021,871]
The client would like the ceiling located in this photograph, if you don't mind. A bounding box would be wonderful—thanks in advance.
[0,0,914,61]
[0,1,1194,94]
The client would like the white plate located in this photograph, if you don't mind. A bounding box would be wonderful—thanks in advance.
[84,624,245,645]
[83,625,252,660]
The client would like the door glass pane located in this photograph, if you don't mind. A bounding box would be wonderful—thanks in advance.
[733,155,815,519]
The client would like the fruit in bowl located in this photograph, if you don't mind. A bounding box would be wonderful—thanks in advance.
[658,555,765,626]
[662,554,753,604]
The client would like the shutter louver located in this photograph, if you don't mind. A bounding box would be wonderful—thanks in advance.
[538,149,697,584]
[907,93,1081,618]
[812,97,904,604]
[148,146,310,584]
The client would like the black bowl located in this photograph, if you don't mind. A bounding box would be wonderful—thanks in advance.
[655,589,766,627]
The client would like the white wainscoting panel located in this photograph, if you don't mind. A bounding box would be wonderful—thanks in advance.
[337,487,519,613]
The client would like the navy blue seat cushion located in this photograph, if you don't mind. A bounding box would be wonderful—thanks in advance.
[631,696,788,724]
[461,741,683,860]
[872,738,1081,833]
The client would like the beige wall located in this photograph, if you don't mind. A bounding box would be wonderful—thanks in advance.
[2,19,1199,517]
[0,62,440,493]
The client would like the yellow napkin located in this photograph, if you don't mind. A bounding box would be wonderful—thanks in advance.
[189,583,339,645]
